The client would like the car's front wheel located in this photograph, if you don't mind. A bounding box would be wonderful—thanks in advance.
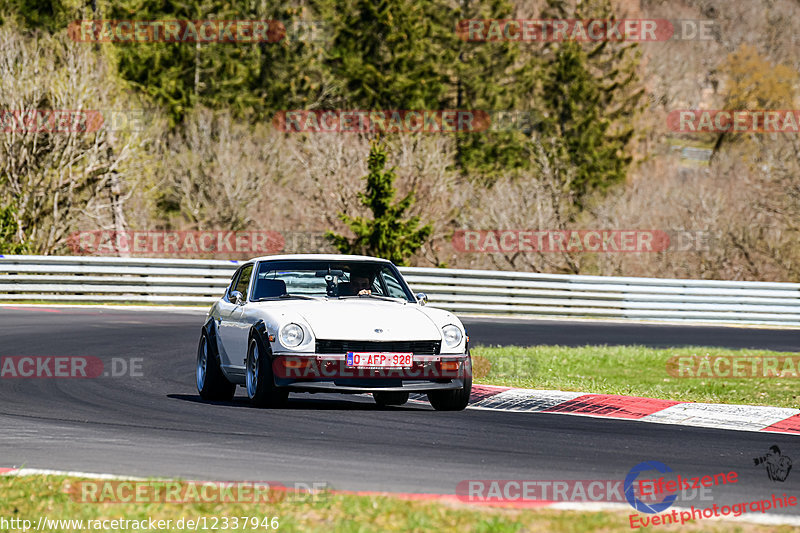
[373,392,409,407]
[246,338,289,408]
[197,330,236,401]
[427,356,472,411]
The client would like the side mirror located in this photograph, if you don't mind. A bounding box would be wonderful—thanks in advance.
[230,290,245,305]
[415,292,428,306]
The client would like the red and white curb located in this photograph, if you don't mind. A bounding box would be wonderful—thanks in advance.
[460,385,800,435]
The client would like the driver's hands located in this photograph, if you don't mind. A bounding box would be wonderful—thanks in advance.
[358,289,371,295]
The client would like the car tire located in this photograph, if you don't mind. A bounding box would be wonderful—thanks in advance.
[373,392,409,407]
[427,356,472,411]
[197,330,236,401]
[246,337,289,408]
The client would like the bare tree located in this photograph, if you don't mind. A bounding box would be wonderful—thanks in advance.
[0,24,153,253]
[456,136,584,273]
[160,108,292,232]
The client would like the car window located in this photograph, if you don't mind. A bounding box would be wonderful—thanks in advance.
[233,264,253,299]
[379,267,408,299]
[227,268,243,300]
[257,267,349,296]
[251,260,414,301]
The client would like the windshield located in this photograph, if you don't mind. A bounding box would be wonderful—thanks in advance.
[251,260,414,302]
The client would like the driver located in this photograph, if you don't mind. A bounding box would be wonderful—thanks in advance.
[351,275,372,296]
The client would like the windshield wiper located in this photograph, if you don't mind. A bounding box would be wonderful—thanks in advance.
[338,294,406,303]
[255,294,320,301]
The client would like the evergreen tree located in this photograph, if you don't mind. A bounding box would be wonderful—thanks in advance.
[325,0,455,110]
[105,0,268,126]
[537,0,643,203]
[2,0,74,32]
[538,40,623,201]
[326,141,432,265]
[254,3,342,113]
[451,0,539,179]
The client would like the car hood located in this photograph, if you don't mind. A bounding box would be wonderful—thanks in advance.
[283,299,441,341]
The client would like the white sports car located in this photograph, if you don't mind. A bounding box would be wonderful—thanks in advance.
[196,254,472,410]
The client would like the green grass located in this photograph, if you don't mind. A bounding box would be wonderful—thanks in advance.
[472,345,800,408]
[0,475,792,533]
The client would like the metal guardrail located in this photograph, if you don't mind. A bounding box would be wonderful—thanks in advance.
[1,255,799,326]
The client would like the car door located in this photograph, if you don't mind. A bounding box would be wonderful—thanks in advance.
[218,263,253,371]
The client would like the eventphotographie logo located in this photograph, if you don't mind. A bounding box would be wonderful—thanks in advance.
[625,461,678,514]
[754,446,792,482]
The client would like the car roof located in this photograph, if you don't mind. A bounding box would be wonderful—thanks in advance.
[245,254,394,264]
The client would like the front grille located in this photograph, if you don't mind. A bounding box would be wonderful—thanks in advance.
[315,339,440,355]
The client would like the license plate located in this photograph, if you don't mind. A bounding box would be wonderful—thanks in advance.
[346,352,413,368]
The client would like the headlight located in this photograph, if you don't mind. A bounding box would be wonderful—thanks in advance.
[442,325,463,348]
[279,323,304,347]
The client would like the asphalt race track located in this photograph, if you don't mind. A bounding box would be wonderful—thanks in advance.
[460,317,800,353]
[1,306,799,513]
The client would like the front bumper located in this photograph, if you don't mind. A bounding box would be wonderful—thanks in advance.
[284,380,466,394]
[272,352,470,392]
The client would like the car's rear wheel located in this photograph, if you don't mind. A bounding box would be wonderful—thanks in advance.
[197,330,236,401]
[427,356,472,411]
[373,392,409,407]
[246,338,289,408]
